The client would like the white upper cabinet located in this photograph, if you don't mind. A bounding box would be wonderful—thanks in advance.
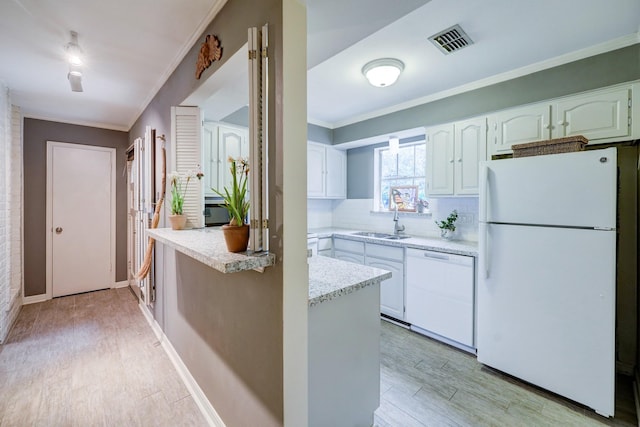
[307,143,326,198]
[427,124,455,195]
[488,103,551,157]
[487,83,635,157]
[325,147,347,198]
[202,122,248,197]
[455,118,487,195]
[202,123,219,196]
[308,142,346,199]
[427,117,486,196]
[219,125,249,191]
[553,87,630,141]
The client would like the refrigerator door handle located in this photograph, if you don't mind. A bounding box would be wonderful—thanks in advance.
[479,164,488,223]
[481,222,489,279]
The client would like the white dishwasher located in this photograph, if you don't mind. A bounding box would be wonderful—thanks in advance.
[405,248,475,351]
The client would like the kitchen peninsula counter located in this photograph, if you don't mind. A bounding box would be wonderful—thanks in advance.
[308,254,391,306]
[307,253,389,427]
[147,227,275,273]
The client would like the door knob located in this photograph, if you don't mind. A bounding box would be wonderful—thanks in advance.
[55,227,63,234]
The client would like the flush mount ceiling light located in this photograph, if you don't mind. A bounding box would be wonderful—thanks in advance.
[362,58,404,87]
[65,31,84,92]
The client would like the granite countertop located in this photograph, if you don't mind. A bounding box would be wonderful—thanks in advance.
[309,227,478,257]
[308,255,391,307]
[147,227,276,274]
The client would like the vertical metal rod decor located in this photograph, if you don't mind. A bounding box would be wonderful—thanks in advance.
[248,25,270,253]
[261,24,269,251]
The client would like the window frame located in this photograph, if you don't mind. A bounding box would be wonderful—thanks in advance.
[373,140,427,212]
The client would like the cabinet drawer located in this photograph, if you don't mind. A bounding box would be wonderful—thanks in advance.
[318,237,332,251]
[333,238,364,254]
[366,243,403,261]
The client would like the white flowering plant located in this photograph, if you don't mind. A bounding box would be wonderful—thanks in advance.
[169,169,203,215]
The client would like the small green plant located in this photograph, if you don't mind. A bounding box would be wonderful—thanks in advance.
[213,157,250,226]
[169,169,203,215]
[435,210,459,231]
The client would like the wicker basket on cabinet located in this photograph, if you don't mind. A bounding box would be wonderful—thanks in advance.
[512,135,588,158]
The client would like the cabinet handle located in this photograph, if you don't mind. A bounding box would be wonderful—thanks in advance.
[557,120,567,126]
[423,252,449,260]
[457,158,462,163]
[449,159,454,163]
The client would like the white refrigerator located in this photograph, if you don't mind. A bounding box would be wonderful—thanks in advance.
[477,147,617,417]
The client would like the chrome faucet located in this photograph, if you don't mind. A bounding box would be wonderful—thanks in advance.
[393,205,405,235]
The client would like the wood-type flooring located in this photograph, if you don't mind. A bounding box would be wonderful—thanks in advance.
[374,320,637,427]
[0,288,636,426]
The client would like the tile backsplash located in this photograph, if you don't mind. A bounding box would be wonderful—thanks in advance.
[309,197,479,242]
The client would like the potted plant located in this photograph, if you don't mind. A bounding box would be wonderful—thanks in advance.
[168,169,203,230]
[435,210,458,240]
[213,157,250,252]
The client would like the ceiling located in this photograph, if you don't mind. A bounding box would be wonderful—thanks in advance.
[0,0,639,133]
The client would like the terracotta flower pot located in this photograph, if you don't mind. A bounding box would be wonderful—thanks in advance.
[168,214,187,230]
[222,224,250,252]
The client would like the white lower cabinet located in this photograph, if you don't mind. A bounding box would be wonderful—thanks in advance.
[365,244,404,320]
[332,238,405,321]
[317,236,333,257]
[406,248,475,349]
[333,238,365,264]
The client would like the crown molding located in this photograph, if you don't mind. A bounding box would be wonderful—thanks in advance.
[328,33,640,130]
[22,112,129,132]
[127,0,229,131]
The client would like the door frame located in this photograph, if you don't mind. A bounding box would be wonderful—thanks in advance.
[45,141,116,300]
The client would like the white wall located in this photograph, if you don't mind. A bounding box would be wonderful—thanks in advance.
[0,83,21,343]
[309,197,479,242]
[307,199,333,229]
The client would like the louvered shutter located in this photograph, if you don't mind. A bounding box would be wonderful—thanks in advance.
[171,106,204,229]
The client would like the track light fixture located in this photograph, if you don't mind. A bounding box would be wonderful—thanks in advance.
[65,31,84,92]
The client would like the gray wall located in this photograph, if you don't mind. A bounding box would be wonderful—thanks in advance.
[129,0,287,425]
[308,123,332,144]
[23,118,129,297]
[344,43,640,198]
[347,144,380,199]
[335,43,640,145]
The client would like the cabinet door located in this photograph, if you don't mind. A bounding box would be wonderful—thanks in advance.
[427,124,455,195]
[307,143,326,198]
[488,103,551,156]
[218,125,249,192]
[325,148,346,199]
[366,256,404,320]
[406,249,474,347]
[454,118,486,195]
[333,250,364,265]
[554,87,630,141]
[202,123,219,197]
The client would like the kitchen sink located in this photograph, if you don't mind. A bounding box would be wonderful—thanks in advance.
[352,231,411,240]
[352,231,395,238]
[385,235,411,240]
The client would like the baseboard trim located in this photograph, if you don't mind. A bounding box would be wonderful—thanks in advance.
[22,294,48,305]
[113,280,129,289]
[138,304,225,427]
[633,369,640,427]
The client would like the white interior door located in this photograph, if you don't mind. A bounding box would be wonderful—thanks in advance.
[48,142,115,298]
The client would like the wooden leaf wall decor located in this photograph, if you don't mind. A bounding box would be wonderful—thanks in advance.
[195,35,223,79]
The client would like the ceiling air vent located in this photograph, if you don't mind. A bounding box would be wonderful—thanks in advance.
[429,24,473,54]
